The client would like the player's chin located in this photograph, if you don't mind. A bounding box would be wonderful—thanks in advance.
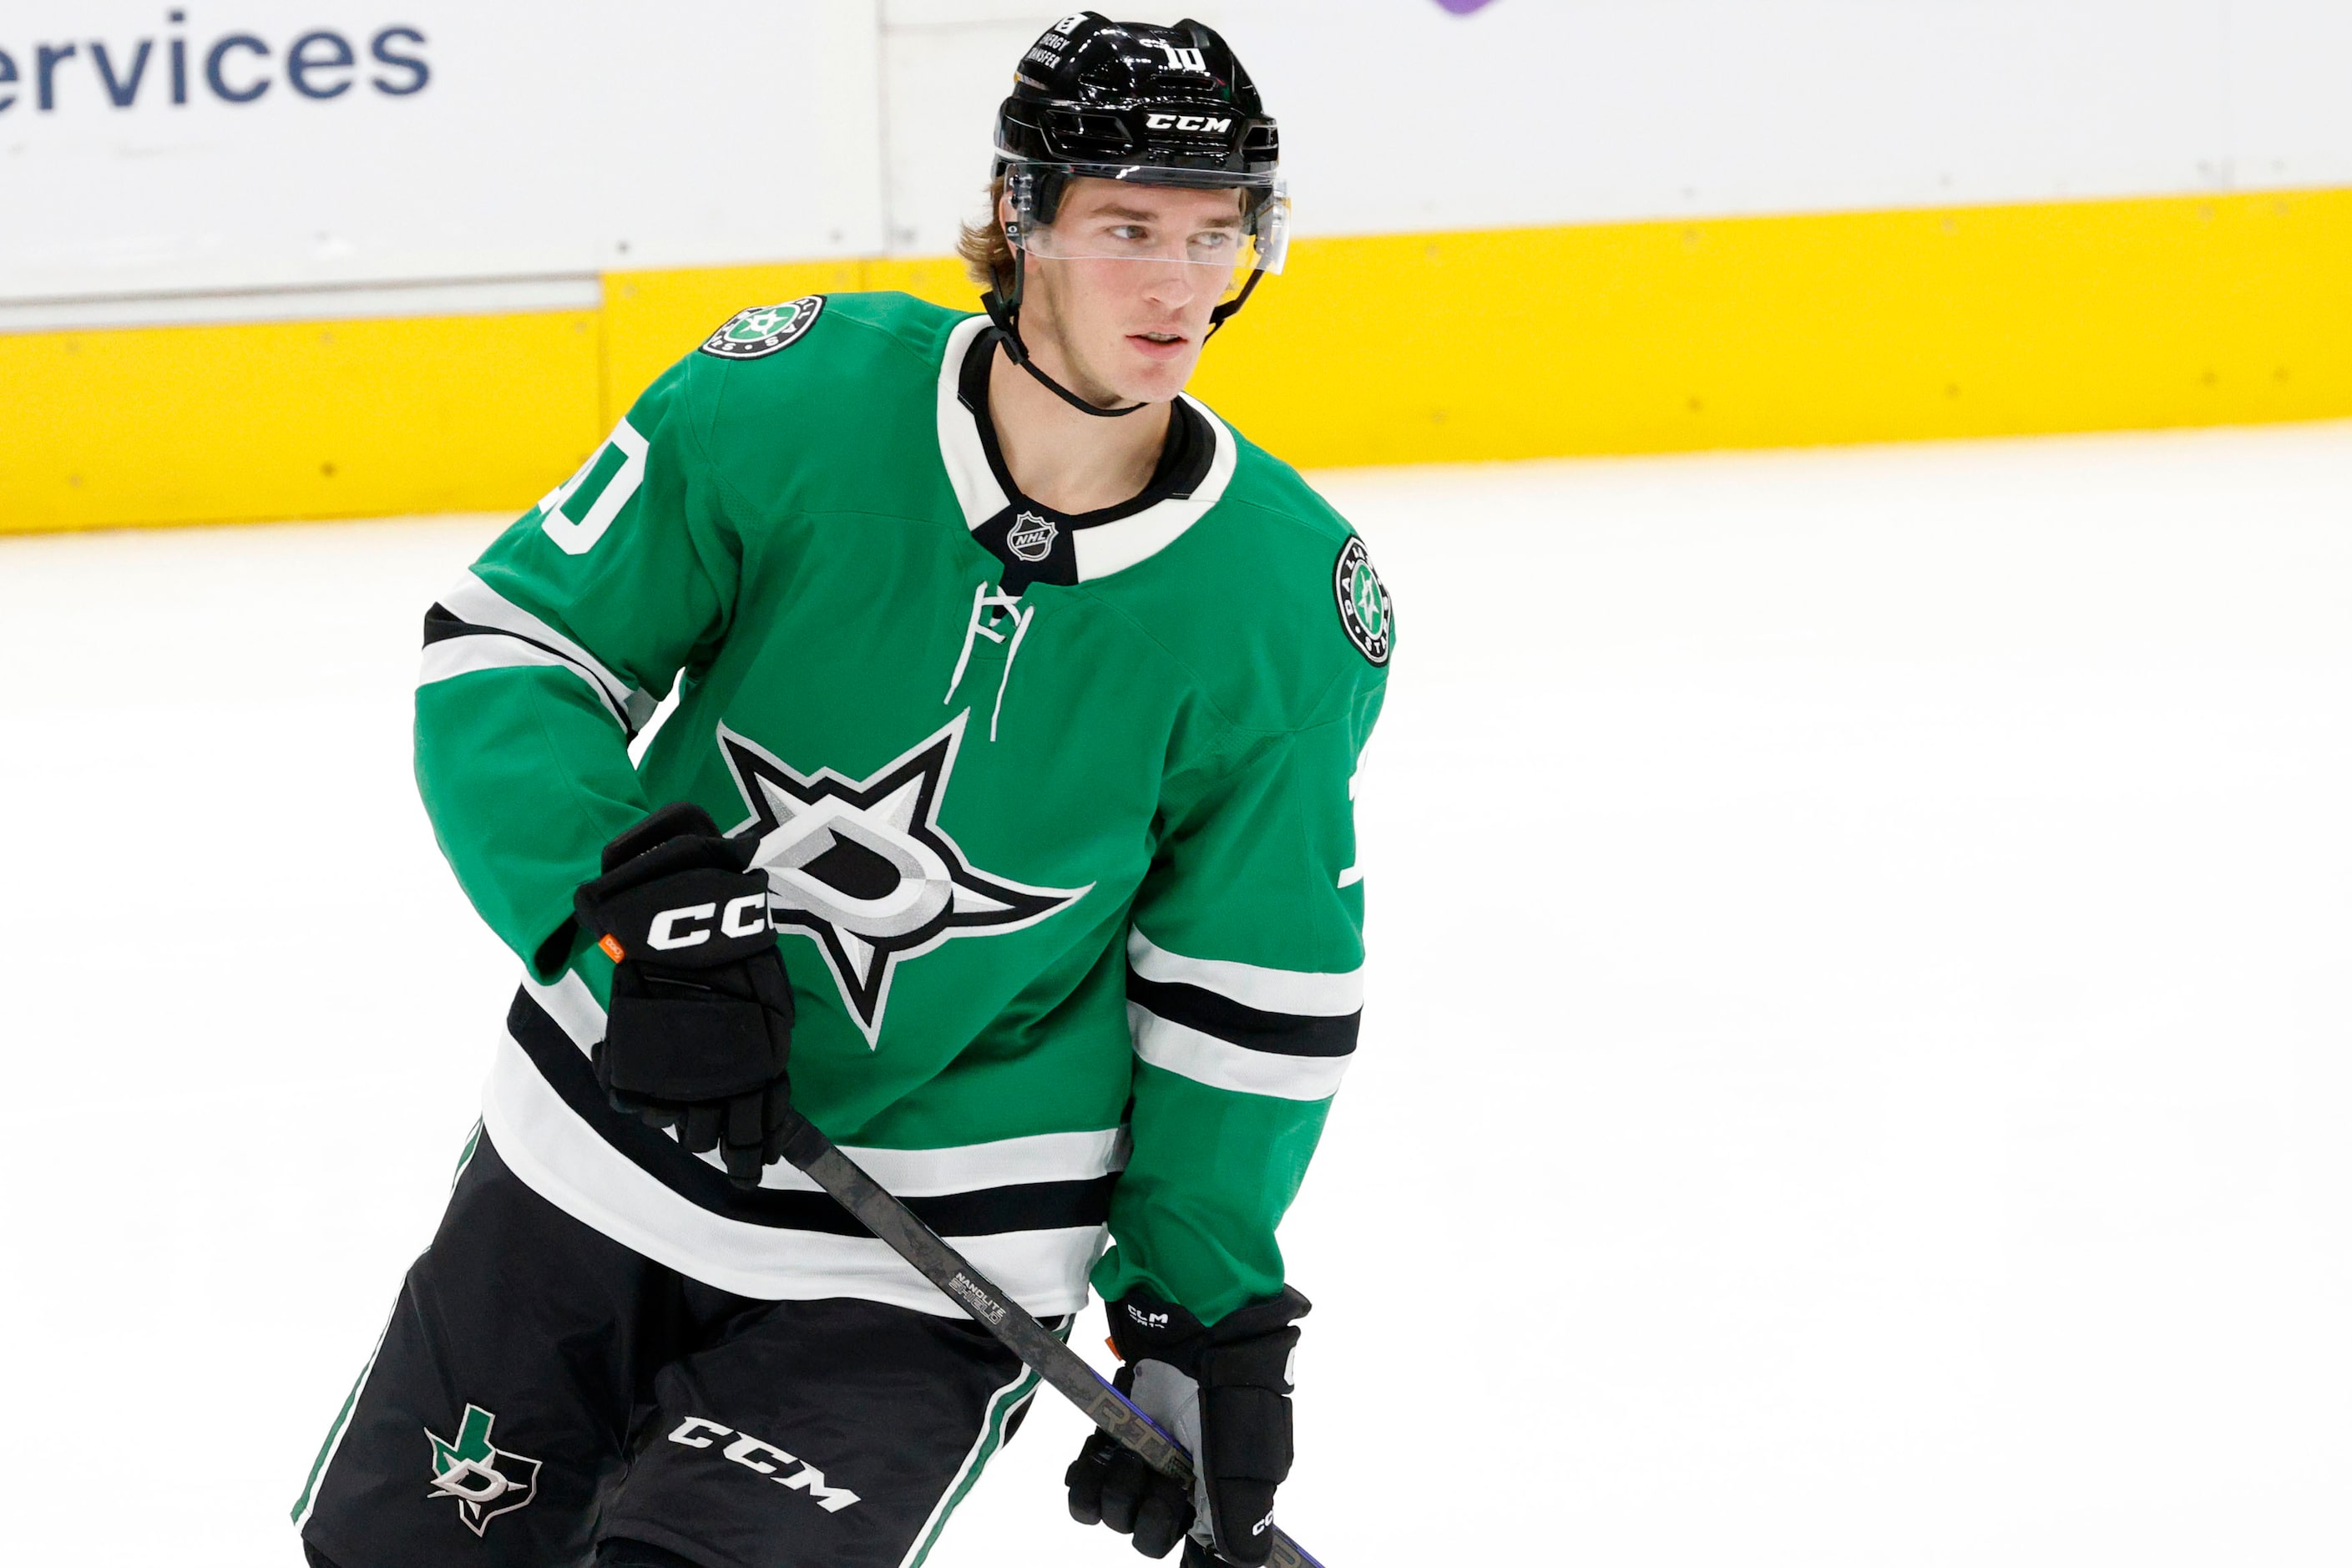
[1112,336,1204,401]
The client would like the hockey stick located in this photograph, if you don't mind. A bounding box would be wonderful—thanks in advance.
[780,1122,1328,1568]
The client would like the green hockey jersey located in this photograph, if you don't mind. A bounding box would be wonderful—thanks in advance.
[414,292,1391,1326]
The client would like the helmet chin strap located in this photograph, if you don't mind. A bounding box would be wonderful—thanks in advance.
[981,248,1151,419]
[1206,267,1262,337]
[979,238,1269,417]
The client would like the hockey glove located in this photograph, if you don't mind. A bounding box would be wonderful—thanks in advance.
[1065,1287,1308,1566]
[573,802,800,1188]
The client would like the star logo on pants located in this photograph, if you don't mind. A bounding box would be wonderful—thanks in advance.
[716,711,1091,1046]
[425,1404,539,1536]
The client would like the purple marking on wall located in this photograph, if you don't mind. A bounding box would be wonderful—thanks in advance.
[1433,0,1498,13]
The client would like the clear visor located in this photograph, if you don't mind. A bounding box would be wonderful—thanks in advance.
[1005,164,1289,281]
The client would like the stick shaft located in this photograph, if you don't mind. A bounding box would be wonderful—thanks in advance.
[785,1131,1325,1568]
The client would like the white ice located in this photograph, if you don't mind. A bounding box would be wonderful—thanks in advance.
[3,423,2349,1566]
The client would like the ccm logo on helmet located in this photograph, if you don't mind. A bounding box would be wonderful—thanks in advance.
[1145,112,1231,133]
[649,895,771,950]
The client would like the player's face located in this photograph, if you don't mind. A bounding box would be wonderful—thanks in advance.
[1019,180,1247,407]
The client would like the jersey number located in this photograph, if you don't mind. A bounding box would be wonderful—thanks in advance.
[538,417,649,555]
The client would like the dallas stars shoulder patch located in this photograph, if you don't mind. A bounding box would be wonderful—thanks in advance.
[1333,536,1393,666]
[701,296,827,361]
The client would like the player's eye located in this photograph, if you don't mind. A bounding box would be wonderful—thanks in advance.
[1107,224,1150,243]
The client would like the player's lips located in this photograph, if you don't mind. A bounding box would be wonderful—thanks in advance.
[1126,331,1190,360]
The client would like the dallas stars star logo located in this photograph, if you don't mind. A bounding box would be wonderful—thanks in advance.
[718,711,1091,1046]
[425,1404,539,1536]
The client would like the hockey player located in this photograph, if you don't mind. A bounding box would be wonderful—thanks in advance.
[293,14,1390,1568]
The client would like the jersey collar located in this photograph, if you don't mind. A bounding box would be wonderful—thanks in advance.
[935,312,1237,584]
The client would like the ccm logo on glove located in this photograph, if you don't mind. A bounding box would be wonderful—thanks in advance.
[574,802,801,1188]
[645,894,771,952]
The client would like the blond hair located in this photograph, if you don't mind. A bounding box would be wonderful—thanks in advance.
[955,176,1012,290]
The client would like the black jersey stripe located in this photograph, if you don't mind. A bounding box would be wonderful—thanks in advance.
[507,989,1116,1237]
[1124,972,1360,1059]
[423,604,638,732]
[423,601,624,701]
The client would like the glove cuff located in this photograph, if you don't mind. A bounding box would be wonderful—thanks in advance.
[1106,1286,1310,1372]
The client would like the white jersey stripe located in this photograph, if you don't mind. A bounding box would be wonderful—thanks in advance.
[1126,1004,1353,1102]
[515,974,1131,1196]
[482,1033,1103,1316]
[934,314,1006,532]
[1126,928,1363,1016]
[745,1127,1130,1198]
[418,635,630,729]
[441,570,640,713]
[1070,398,1236,583]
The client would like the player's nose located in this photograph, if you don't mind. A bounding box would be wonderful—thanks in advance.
[1136,260,1201,311]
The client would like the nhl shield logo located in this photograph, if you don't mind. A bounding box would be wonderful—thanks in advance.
[701,296,827,360]
[1008,511,1058,563]
[425,1404,540,1536]
[1333,537,1393,665]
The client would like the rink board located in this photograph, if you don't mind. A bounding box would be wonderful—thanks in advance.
[6,185,2351,533]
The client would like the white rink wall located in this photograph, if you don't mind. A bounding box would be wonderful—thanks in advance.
[0,3,888,311]
[4,424,2349,1564]
[880,0,2352,249]
[7,0,2352,317]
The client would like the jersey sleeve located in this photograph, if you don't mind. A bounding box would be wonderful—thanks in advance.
[413,357,737,978]
[1093,671,1385,1326]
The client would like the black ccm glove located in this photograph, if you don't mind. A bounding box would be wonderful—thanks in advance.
[572,802,799,1188]
[1066,1287,1308,1566]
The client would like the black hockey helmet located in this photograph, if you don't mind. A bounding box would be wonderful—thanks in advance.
[995,13,1279,200]
[980,13,1286,417]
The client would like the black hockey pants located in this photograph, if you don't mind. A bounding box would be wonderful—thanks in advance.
[291,1129,1055,1568]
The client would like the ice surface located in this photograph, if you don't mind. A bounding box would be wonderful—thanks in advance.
[4,423,2350,1565]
